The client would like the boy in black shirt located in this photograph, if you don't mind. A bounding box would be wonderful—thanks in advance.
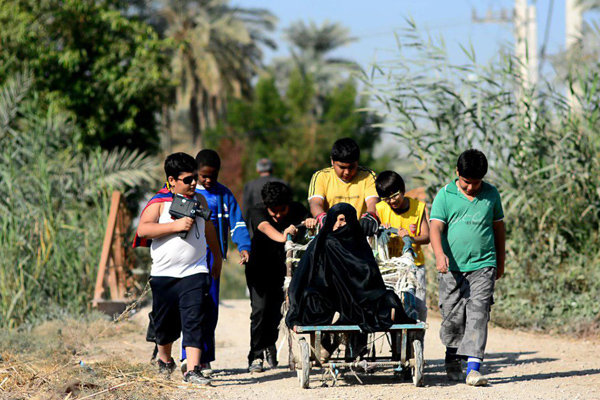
[245,182,316,372]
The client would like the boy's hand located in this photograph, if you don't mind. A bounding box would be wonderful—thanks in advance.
[303,218,317,230]
[435,252,450,273]
[397,228,410,238]
[496,263,505,280]
[174,217,194,232]
[211,257,223,279]
[239,250,250,265]
[360,212,379,236]
[283,225,298,239]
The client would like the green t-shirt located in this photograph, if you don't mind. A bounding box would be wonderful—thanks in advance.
[430,180,504,272]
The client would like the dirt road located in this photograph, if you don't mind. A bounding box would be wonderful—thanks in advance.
[98,299,599,400]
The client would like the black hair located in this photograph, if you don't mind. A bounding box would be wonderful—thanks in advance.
[331,137,360,163]
[457,149,488,180]
[261,181,293,208]
[375,170,406,198]
[196,149,221,170]
[164,152,197,179]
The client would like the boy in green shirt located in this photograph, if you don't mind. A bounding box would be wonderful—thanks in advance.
[429,149,506,387]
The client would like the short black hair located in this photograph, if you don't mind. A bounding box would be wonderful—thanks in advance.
[196,149,221,169]
[457,149,488,180]
[164,152,197,179]
[376,171,406,198]
[261,181,293,208]
[331,137,360,163]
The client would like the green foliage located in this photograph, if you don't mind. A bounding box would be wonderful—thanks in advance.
[0,0,173,151]
[210,70,383,201]
[0,72,157,328]
[153,0,276,146]
[364,24,600,333]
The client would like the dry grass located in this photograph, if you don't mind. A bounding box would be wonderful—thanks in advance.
[0,312,194,400]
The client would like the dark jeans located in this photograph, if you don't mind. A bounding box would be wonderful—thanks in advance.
[245,261,285,363]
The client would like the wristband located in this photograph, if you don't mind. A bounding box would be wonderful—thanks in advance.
[316,212,327,227]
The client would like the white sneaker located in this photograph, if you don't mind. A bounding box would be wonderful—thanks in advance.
[200,362,213,378]
[466,370,488,386]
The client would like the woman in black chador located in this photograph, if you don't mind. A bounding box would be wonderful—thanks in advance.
[286,203,414,333]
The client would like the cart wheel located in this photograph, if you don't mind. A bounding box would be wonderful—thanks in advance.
[297,337,310,389]
[411,339,424,387]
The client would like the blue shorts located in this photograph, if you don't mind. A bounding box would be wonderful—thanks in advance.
[150,273,211,348]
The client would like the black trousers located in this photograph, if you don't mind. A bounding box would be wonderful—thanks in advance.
[245,261,285,363]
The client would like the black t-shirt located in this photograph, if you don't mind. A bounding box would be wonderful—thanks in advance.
[247,201,309,266]
[242,175,286,221]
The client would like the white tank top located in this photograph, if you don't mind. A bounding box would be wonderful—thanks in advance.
[150,200,208,277]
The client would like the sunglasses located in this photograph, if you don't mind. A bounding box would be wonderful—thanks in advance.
[177,174,198,185]
[381,190,403,203]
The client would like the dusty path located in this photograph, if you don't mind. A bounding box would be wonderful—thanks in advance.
[99,300,600,400]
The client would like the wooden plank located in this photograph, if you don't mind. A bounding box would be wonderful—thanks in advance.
[113,205,126,299]
[93,191,121,306]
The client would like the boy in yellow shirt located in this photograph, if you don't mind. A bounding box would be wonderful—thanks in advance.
[308,138,380,235]
[375,171,429,323]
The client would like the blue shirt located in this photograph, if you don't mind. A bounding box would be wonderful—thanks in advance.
[196,182,251,258]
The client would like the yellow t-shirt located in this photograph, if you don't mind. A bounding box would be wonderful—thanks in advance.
[376,197,426,265]
[308,167,378,219]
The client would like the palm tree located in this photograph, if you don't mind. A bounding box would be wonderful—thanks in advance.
[273,21,359,102]
[158,0,276,147]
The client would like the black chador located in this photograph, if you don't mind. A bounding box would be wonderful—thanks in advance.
[286,203,414,332]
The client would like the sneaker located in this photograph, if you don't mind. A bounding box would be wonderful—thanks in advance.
[265,346,278,369]
[466,370,488,386]
[180,360,187,375]
[445,359,465,381]
[248,358,264,373]
[183,366,211,386]
[200,362,213,378]
[157,358,176,377]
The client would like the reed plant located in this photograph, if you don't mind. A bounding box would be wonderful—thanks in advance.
[0,72,157,328]
[364,21,600,333]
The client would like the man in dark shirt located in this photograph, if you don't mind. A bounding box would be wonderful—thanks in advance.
[245,182,316,373]
[242,158,285,222]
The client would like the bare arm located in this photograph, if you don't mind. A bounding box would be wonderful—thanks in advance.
[197,194,222,279]
[257,221,298,243]
[413,207,430,245]
[137,202,193,239]
[493,220,506,280]
[365,196,379,215]
[429,219,449,273]
[309,197,326,217]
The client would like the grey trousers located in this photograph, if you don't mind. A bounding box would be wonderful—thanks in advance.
[438,267,495,359]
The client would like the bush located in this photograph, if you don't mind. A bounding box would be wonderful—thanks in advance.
[0,72,157,328]
[364,22,600,333]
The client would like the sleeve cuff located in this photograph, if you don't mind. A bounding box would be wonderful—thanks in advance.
[308,195,325,200]
[429,217,446,224]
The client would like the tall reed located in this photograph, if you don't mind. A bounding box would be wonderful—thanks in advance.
[363,21,600,332]
[0,72,156,328]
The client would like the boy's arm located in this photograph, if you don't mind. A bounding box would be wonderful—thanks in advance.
[136,202,193,239]
[198,194,222,279]
[413,207,430,245]
[365,197,379,215]
[308,171,327,221]
[429,220,449,273]
[493,220,506,279]
[257,221,298,243]
[364,173,379,215]
[205,221,223,279]
[225,190,251,264]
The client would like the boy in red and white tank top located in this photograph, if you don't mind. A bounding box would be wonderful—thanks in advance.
[136,152,223,386]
